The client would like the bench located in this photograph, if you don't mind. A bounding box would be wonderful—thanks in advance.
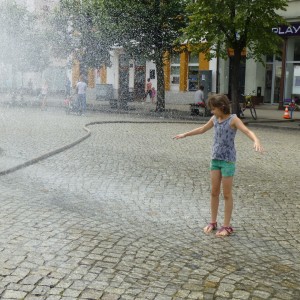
[190,103,211,117]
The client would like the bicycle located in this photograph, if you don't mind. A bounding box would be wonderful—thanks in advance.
[240,91,257,120]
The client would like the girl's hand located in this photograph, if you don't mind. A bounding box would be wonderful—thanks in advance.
[173,133,186,140]
[254,141,264,153]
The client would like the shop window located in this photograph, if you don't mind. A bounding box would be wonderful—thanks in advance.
[188,66,199,91]
[171,66,180,75]
[149,69,155,79]
[285,63,300,101]
[188,53,199,91]
[170,53,180,64]
[266,55,273,63]
[170,66,180,84]
[171,76,180,84]
[189,52,198,64]
[294,40,300,61]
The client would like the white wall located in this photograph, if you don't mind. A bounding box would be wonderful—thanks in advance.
[210,57,217,93]
[277,1,300,21]
[245,59,265,96]
[145,61,157,90]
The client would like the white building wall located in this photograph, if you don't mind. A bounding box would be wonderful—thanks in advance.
[210,57,217,93]
[145,61,157,90]
[277,1,300,21]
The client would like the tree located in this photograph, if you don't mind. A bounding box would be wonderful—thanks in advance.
[0,1,50,88]
[104,0,188,112]
[184,0,288,115]
[50,0,115,74]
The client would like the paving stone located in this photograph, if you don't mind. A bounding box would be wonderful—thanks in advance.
[0,109,299,300]
[2,290,27,299]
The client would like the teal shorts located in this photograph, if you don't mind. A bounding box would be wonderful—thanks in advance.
[210,159,236,177]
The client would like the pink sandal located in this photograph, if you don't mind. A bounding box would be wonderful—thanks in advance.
[203,222,217,234]
[216,226,233,237]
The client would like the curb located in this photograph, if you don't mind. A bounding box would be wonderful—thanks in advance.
[246,122,300,131]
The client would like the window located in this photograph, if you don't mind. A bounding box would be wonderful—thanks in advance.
[285,38,300,101]
[294,39,300,61]
[188,53,199,91]
[171,66,180,84]
[171,66,180,75]
[170,53,180,64]
[170,53,180,85]
[189,53,198,64]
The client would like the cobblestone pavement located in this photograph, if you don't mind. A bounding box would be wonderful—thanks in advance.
[0,106,300,300]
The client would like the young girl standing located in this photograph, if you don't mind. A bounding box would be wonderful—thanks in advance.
[174,94,264,237]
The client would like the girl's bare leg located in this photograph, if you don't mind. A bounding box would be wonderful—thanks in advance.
[203,170,222,233]
[216,176,233,236]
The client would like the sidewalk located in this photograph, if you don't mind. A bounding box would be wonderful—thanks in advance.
[93,100,300,131]
[1,92,299,130]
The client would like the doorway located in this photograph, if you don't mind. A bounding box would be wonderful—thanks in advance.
[264,56,282,104]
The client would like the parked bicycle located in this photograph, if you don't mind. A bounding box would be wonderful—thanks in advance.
[240,91,257,120]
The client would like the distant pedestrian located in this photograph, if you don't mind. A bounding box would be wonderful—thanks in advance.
[151,87,156,103]
[143,78,152,102]
[289,99,296,119]
[194,85,205,105]
[76,76,87,115]
[40,80,48,111]
[27,78,33,95]
[173,94,264,237]
[65,76,71,98]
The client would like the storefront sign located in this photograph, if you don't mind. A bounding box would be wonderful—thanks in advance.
[272,24,300,36]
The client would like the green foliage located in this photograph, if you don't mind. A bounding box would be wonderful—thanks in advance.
[51,0,115,70]
[184,0,288,113]
[0,1,50,74]
[185,0,288,61]
[104,0,188,62]
[104,0,189,110]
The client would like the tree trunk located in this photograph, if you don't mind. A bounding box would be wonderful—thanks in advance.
[155,55,165,112]
[230,51,242,117]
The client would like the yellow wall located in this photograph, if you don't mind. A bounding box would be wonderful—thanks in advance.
[199,52,209,70]
[72,60,80,88]
[100,65,107,84]
[180,51,188,91]
[88,68,95,88]
[72,60,97,88]
[164,53,170,91]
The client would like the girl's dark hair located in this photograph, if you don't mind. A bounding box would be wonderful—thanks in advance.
[207,94,231,114]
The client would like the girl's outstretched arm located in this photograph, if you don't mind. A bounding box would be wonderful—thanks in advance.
[173,117,214,139]
[232,117,264,152]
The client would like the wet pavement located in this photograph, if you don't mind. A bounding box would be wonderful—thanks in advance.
[0,105,300,300]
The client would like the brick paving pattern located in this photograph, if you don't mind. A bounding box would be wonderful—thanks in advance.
[0,106,299,299]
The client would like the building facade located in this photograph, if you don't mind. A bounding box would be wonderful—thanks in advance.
[71,1,300,106]
[96,3,299,105]
[219,0,300,106]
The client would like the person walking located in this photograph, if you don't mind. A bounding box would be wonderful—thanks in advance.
[173,94,264,237]
[151,87,156,104]
[27,78,33,96]
[143,78,152,102]
[76,76,87,115]
[40,80,48,111]
[65,76,71,98]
